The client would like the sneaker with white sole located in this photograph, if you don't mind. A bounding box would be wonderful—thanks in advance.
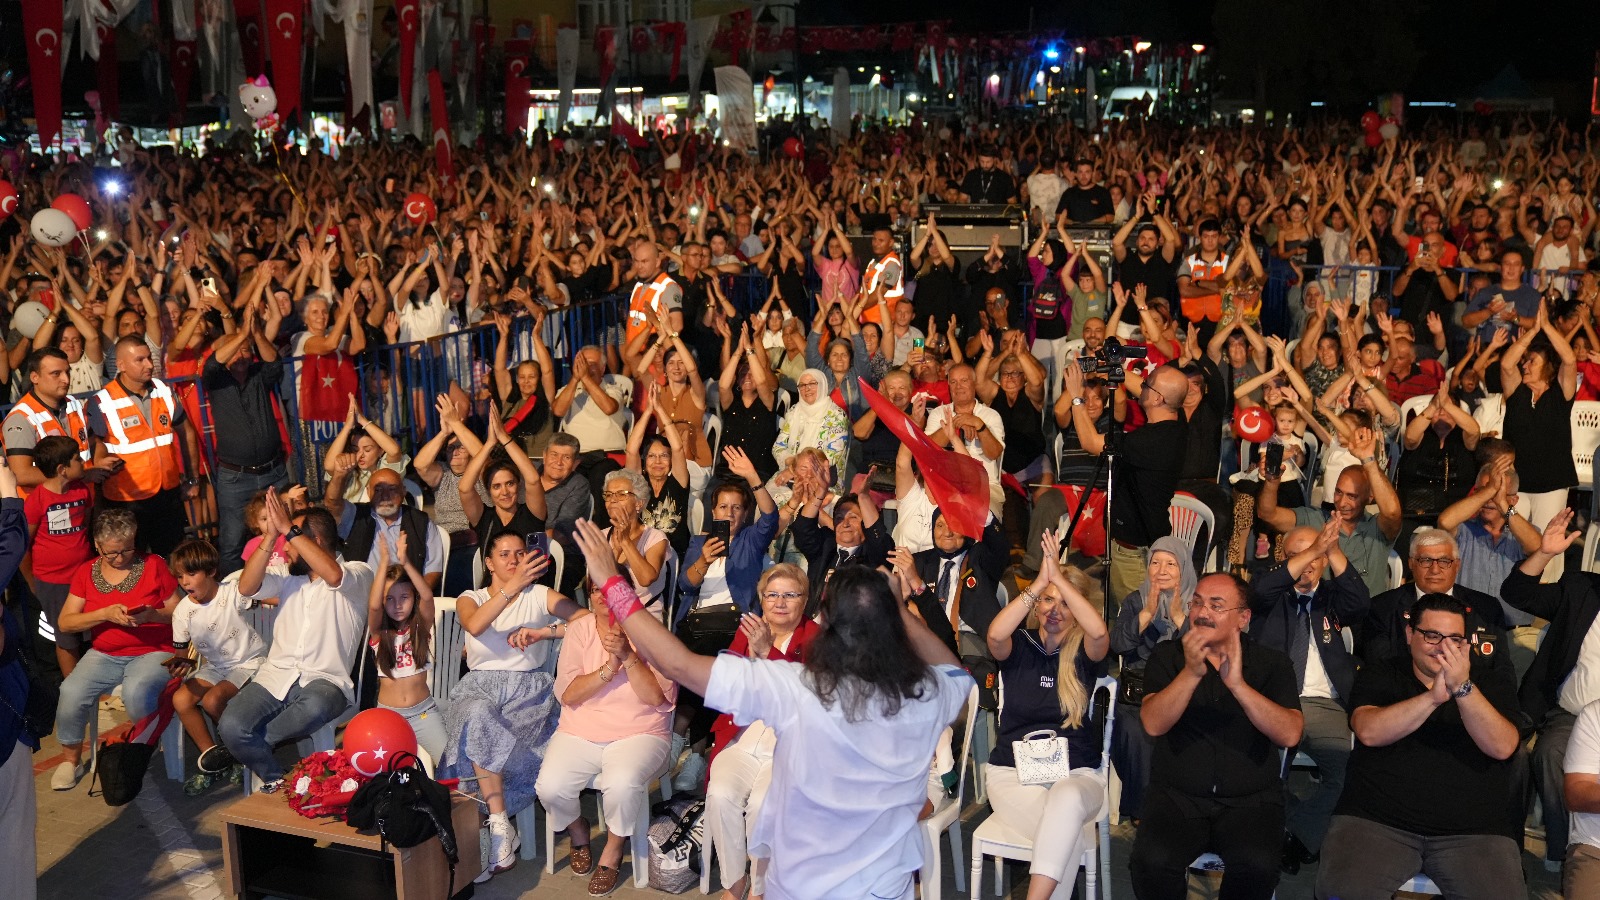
[474,816,519,883]
[197,744,238,774]
[51,759,89,791]
[673,750,707,793]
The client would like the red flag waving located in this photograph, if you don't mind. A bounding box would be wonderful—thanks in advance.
[396,0,419,116]
[262,0,302,124]
[298,353,359,422]
[20,0,64,151]
[427,70,455,182]
[611,112,648,149]
[858,378,989,539]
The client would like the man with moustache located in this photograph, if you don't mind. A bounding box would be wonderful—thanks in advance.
[1130,572,1303,900]
[326,466,444,592]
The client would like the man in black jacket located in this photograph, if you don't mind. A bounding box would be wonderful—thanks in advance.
[1501,508,1600,873]
[327,468,442,591]
[790,488,892,616]
[1252,520,1370,874]
[904,512,1010,658]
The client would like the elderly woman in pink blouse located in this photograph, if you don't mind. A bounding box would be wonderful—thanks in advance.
[534,578,678,896]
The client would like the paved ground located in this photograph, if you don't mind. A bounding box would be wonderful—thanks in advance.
[30,700,1566,899]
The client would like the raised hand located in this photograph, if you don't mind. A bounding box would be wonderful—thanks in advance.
[1539,508,1579,556]
[740,613,775,659]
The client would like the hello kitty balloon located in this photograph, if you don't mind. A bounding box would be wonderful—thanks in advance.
[239,76,278,122]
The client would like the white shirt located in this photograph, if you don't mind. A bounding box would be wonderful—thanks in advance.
[1026,171,1066,224]
[697,557,732,609]
[245,559,375,702]
[1295,591,1336,701]
[461,585,559,672]
[171,581,267,676]
[891,483,936,554]
[1565,700,1600,849]
[396,290,456,343]
[934,550,973,635]
[1559,613,1600,715]
[924,402,1006,483]
[562,374,631,453]
[703,655,973,900]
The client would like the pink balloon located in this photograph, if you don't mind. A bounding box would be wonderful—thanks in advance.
[51,193,92,232]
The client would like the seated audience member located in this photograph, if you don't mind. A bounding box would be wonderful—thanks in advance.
[1250,520,1371,874]
[676,448,780,627]
[1256,441,1401,598]
[440,532,584,882]
[1109,536,1196,822]
[22,435,95,678]
[459,403,550,574]
[1316,594,1522,900]
[365,537,445,764]
[51,510,182,791]
[599,469,670,619]
[539,433,592,594]
[771,368,848,480]
[1435,458,1542,677]
[926,363,1008,516]
[219,495,374,790]
[792,486,893,614]
[535,561,678,897]
[166,539,267,793]
[1130,573,1303,900]
[625,390,692,557]
[906,509,1011,658]
[413,394,487,594]
[326,467,444,591]
[322,395,410,502]
[703,565,820,900]
[982,533,1110,900]
[1564,699,1600,898]
[551,344,632,456]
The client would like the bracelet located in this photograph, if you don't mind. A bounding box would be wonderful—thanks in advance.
[1019,589,1038,607]
[622,659,639,670]
[600,574,646,621]
[598,664,615,683]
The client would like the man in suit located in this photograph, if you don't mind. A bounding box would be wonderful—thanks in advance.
[1251,518,1370,874]
[1501,508,1600,873]
[898,510,1009,658]
[790,488,892,615]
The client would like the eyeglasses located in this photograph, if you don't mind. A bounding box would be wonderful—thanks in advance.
[1411,556,1457,569]
[602,490,637,501]
[99,547,136,560]
[1187,598,1246,614]
[1000,370,1023,379]
[797,381,820,389]
[761,591,804,603]
[1414,628,1468,647]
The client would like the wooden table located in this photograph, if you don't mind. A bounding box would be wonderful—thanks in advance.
[219,791,480,900]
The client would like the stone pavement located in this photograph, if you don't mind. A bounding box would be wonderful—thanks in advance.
[30,701,1566,899]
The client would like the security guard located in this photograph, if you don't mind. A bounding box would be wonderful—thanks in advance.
[3,347,100,496]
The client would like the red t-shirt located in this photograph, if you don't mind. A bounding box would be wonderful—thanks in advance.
[912,379,952,406]
[23,481,93,583]
[69,555,179,656]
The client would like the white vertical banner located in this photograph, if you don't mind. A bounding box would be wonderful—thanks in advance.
[329,0,373,131]
[831,66,851,143]
[555,26,578,131]
[685,15,718,113]
[170,0,197,40]
[715,66,756,152]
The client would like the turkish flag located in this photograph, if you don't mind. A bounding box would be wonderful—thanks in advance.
[611,111,648,149]
[171,41,197,127]
[595,25,618,87]
[857,378,990,539]
[298,352,359,422]
[504,39,531,137]
[233,0,264,76]
[428,70,455,182]
[20,0,64,151]
[262,0,301,124]
[96,25,120,120]
[396,0,419,115]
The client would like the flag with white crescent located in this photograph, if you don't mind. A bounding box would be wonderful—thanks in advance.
[396,0,419,119]
[428,70,454,183]
[262,0,301,124]
[233,0,265,76]
[20,0,64,151]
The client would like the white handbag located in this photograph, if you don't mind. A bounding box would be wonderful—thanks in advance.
[1012,729,1072,785]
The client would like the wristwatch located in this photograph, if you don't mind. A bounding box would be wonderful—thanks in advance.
[1071,396,1086,407]
[286,524,306,542]
[1453,679,1474,699]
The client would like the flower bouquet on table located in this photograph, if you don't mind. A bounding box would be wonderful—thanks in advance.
[283,749,368,821]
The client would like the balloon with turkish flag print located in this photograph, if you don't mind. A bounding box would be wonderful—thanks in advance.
[0,181,17,220]
[1359,110,1381,132]
[1232,405,1276,442]
[402,192,437,225]
[342,708,418,777]
[782,136,804,160]
[51,193,92,231]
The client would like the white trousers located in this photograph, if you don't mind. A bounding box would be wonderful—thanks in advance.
[1517,488,1569,581]
[705,741,775,894]
[984,763,1105,888]
[534,731,670,838]
[0,740,37,900]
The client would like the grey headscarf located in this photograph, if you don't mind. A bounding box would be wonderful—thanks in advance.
[1137,535,1199,632]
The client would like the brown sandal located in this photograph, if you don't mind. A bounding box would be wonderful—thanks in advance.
[587,865,620,896]
[569,844,593,875]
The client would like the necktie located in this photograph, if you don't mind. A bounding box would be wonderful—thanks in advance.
[836,546,852,570]
[936,559,956,607]
[1289,594,1312,691]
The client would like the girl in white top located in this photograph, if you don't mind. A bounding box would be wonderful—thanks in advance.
[438,531,588,882]
[366,535,445,764]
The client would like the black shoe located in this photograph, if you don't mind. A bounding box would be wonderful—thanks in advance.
[1280,832,1317,875]
[198,744,238,774]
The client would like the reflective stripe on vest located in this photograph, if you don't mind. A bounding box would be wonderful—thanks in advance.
[627,273,676,329]
[7,394,91,461]
[95,379,181,500]
[866,252,905,299]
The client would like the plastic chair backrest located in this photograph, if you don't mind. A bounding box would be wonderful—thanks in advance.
[1168,495,1214,560]
[430,597,468,704]
[952,683,981,807]
[1387,550,1403,591]
[1571,401,1600,489]
[1091,674,1118,770]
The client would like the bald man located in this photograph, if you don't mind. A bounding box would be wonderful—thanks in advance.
[623,239,684,347]
[1250,520,1371,872]
[1257,420,1402,598]
[325,467,444,591]
[1108,363,1193,603]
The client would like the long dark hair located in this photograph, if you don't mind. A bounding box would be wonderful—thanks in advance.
[803,566,933,722]
[376,564,432,676]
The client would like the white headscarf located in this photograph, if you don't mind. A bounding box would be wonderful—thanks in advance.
[783,368,842,451]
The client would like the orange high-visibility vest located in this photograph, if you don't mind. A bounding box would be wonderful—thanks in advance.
[625,272,678,346]
[860,251,905,325]
[94,378,183,502]
[5,393,91,461]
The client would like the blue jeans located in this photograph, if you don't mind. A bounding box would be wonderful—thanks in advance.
[218,679,349,782]
[214,461,290,576]
[56,649,172,747]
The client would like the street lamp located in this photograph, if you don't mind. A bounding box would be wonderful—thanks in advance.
[756,3,803,118]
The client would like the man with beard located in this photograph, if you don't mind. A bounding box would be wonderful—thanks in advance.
[1112,198,1181,304]
[1131,572,1303,900]
[326,467,443,592]
[959,145,1017,204]
[217,491,375,790]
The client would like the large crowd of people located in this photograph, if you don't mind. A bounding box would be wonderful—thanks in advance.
[2,111,1600,900]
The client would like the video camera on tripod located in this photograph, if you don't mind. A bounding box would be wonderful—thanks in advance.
[1077,337,1147,384]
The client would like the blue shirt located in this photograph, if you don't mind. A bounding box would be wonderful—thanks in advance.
[675,508,780,627]
[1457,518,1533,627]
[990,627,1105,769]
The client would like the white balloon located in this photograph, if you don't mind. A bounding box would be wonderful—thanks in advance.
[239,81,278,121]
[11,300,50,339]
[938,126,953,141]
[30,208,79,247]
[1378,122,1399,141]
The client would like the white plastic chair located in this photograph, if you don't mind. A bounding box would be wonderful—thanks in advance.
[1584,522,1600,574]
[970,675,1117,899]
[546,540,565,595]
[1398,393,1432,425]
[919,684,981,900]
[1572,400,1600,489]
[1400,872,1442,894]
[430,597,467,705]
[541,758,673,887]
[704,411,723,459]
[1387,550,1403,591]
[689,496,706,536]
[1169,494,1217,572]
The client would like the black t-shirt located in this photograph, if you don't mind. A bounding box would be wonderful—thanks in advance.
[993,390,1047,473]
[1057,186,1114,223]
[912,263,962,329]
[1111,418,1188,545]
[1143,635,1300,800]
[990,628,1107,769]
[643,476,692,558]
[1115,250,1179,305]
[1334,654,1521,839]
[960,169,1016,204]
[1180,360,1228,481]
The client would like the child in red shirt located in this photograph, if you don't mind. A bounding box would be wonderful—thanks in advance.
[23,435,94,676]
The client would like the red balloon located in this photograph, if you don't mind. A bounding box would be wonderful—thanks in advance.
[1359,111,1380,132]
[341,708,419,776]
[402,192,437,225]
[1363,131,1384,149]
[0,181,17,221]
[51,193,92,232]
[1473,100,1493,117]
[550,137,565,153]
[1232,405,1276,443]
[782,136,804,160]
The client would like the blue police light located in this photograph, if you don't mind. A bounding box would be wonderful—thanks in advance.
[1043,45,1061,61]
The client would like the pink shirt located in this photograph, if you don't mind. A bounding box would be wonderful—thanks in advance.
[554,614,677,742]
[814,255,859,308]
[242,534,289,568]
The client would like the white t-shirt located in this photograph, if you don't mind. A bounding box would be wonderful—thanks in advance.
[924,403,1006,483]
[171,581,268,675]
[1568,701,1600,850]
[1559,613,1600,715]
[461,584,560,672]
[396,289,457,343]
[891,483,937,554]
[702,654,973,900]
[562,375,631,453]
[1026,172,1066,224]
